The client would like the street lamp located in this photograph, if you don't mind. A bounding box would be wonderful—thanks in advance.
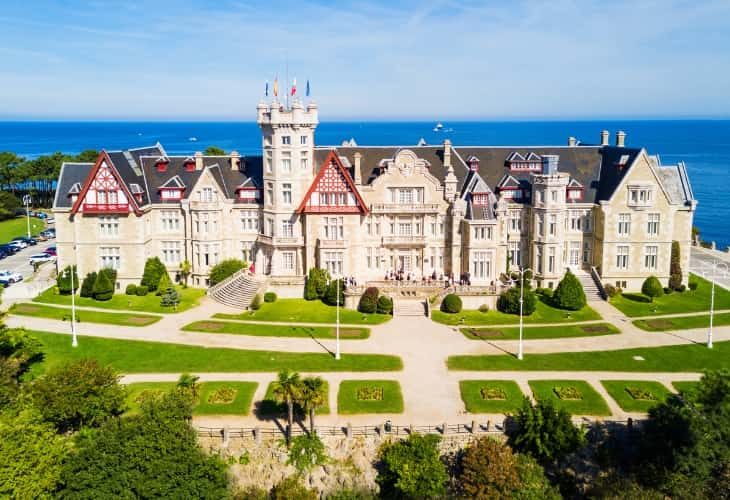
[515,266,534,361]
[22,194,31,239]
[64,266,78,347]
[335,274,341,360]
[701,260,729,349]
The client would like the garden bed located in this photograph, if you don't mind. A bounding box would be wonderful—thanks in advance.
[33,286,205,314]
[125,381,257,416]
[337,380,404,414]
[460,323,619,341]
[633,313,730,332]
[182,321,369,339]
[459,380,525,414]
[257,381,331,418]
[528,380,610,416]
[600,380,670,413]
[10,302,161,327]
[433,298,601,326]
[213,298,391,325]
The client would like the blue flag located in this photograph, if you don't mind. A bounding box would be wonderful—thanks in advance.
[306,79,310,97]
[265,80,269,97]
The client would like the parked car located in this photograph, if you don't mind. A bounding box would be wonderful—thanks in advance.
[0,248,9,260]
[40,229,55,238]
[43,248,57,257]
[29,253,55,265]
[0,270,23,283]
[0,244,19,255]
[0,278,9,287]
[8,241,27,250]
[32,234,47,242]
[12,237,37,246]
[46,218,55,224]
[36,212,48,219]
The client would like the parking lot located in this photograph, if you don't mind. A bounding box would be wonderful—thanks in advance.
[0,239,56,281]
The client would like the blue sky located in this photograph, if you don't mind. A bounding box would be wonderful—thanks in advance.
[1,0,729,120]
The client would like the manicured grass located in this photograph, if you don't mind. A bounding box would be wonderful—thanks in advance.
[0,216,46,244]
[182,320,369,340]
[460,322,619,341]
[257,381,330,418]
[672,381,699,394]
[337,380,404,414]
[459,380,525,414]
[600,380,671,413]
[432,298,601,326]
[10,302,161,326]
[28,330,403,375]
[528,380,611,416]
[125,381,258,416]
[213,298,391,325]
[447,340,730,372]
[609,274,730,317]
[633,313,730,332]
[33,286,205,314]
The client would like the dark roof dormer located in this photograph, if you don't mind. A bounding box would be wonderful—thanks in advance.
[506,151,542,172]
[158,175,185,201]
[155,156,170,172]
[183,156,196,172]
[466,155,480,172]
[68,182,82,195]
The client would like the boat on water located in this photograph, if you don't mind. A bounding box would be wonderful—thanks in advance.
[433,122,444,132]
[188,137,198,142]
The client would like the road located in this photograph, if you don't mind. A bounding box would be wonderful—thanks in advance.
[690,246,730,290]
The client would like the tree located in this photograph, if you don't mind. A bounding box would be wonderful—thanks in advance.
[204,145,226,156]
[0,192,20,221]
[376,295,393,315]
[57,389,229,499]
[176,373,201,399]
[179,259,192,288]
[497,286,537,315]
[30,359,126,432]
[92,269,114,301]
[441,293,462,313]
[514,454,561,500]
[307,268,330,299]
[460,437,522,498]
[209,258,246,286]
[79,272,97,298]
[358,287,379,313]
[74,149,99,163]
[270,476,317,500]
[160,286,181,309]
[0,408,70,498]
[0,328,42,408]
[376,433,448,499]
[304,278,318,301]
[507,397,585,465]
[141,257,167,292]
[287,433,327,474]
[56,265,78,295]
[271,369,301,446]
[552,270,587,310]
[324,278,345,306]
[156,271,173,295]
[299,376,327,434]
[669,240,683,290]
[641,276,664,302]
[0,152,24,191]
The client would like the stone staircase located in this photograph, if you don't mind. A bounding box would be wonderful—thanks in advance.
[393,299,427,317]
[208,269,266,309]
[574,268,605,301]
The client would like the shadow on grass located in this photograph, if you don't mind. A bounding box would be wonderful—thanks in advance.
[622,293,652,303]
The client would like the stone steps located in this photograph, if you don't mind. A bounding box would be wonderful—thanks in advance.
[575,272,605,301]
[394,300,427,317]
[208,271,264,309]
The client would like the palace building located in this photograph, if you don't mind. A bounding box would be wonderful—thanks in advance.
[53,99,696,303]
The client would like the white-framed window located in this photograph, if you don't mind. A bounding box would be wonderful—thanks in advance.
[282,183,292,205]
[399,189,413,204]
[198,243,219,267]
[266,183,273,204]
[323,251,343,275]
[99,247,120,270]
[628,186,653,207]
[282,135,291,145]
[431,247,444,270]
[323,216,344,240]
[300,152,309,170]
[199,187,214,202]
[473,226,485,240]
[99,216,119,237]
[570,241,580,266]
[618,213,631,236]
[240,242,253,263]
[161,211,180,232]
[300,135,307,145]
[240,210,259,232]
[583,242,591,264]
[538,214,544,236]
[282,251,294,270]
[398,222,412,237]
[265,151,272,173]
[509,241,521,266]
[644,245,658,269]
[551,190,557,202]
[471,251,491,279]
[583,212,592,232]
[548,214,557,236]
[616,245,629,269]
[510,213,522,232]
[281,152,291,173]
[536,247,543,274]
[548,247,555,273]
[161,241,181,265]
[281,220,294,238]
[569,211,582,231]
[647,213,660,236]
[266,217,274,237]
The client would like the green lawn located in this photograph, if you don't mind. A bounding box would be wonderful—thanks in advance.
[447,340,730,372]
[609,274,730,317]
[672,381,699,394]
[213,298,391,325]
[460,323,619,341]
[0,216,46,244]
[600,380,671,413]
[432,298,601,326]
[182,320,369,340]
[633,313,730,332]
[337,380,404,414]
[257,381,330,418]
[10,302,161,327]
[124,381,258,416]
[33,286,205,314]
[528,380,611,416]
[28,330,403,375]
[459,380,525,414]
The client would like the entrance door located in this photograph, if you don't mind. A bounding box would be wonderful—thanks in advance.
[397,254,411,273]
[570,242,580,267]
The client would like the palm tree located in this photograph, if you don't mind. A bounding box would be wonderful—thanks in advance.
[177,373,201,399]
[300,376,327,435]
[179,260,192,288]
[271,369,301,446]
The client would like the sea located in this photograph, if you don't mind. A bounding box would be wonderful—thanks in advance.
[0,120,728,249]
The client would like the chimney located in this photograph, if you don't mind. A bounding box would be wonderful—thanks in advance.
[443,139,452,169]
[541,155,559,175]
[194,151,203,170]
[568,136,577,147]
[230,150,241,171]
[353,152,362,184]
[467,156,480,172]
[616,130,626,147]
[600,130,609,146]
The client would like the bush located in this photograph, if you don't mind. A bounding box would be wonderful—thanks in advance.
[603,283,618,298]
[264,292,277,303]
[270,476,317,500]
[125,284,137,295]
[303,279,318,301]
[478,304,490,313]
[677,284,686,292]
[663,287,672,295]
[155,272,172,296]
[541,288,553,299]
[92,271,114,301]
[250,293,262,310]
[497,287,537,315]
[376,433,448,499]
[99,268,117,288]
[324,279,344,306]
[209,259,246,287]
[552,270,587,311]
[80,272,97,298]
[159,287,180,308]
[358,293,377,314]
[441,293,462,313]
[642,276,664,302]
[135,285,149,296]
[307,268,330,299]
[376,295,393,315]
[689,281,698,291]
[669,241,682,290]
[56,265,78,295]
[141,257,167,292]
[287,434,327,474]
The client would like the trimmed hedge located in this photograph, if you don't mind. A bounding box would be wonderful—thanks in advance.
[641,276,664,302]
[141,257,167,292]
[125,284,137,295]
[497,287,537,315]
[135,285,149,296]
[377,295,393,315]
[552,271,587,311]
[80,272,97,298]
[92,270,114,301]
[441,293,462,313]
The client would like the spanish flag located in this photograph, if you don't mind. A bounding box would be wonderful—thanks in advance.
[291,77,297,96]
[273,77,279,97]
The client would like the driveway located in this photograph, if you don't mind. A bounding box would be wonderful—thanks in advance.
[690,246,730,290]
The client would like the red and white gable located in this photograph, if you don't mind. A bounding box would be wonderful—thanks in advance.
[71,152,139,215]
[296,152,368,214]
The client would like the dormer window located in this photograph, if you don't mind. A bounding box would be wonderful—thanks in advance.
[467,156,480,172]
[506,152,542,172]
[237,188,260,203]
[627,185,654,208]
[184,157,195,172]
[158,175,185,201]
[156,156,169,172]
[566,179,584,202]
[472,193,488,205]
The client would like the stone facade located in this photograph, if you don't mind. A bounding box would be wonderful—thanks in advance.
[53,100,696,293]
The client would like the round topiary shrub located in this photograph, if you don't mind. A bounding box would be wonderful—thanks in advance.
[663,287,673,295]
[641,276,664,302]
[688,281,698,291]
[135,285,149,296]
[441,293,462,314]
[677,284,686,292]
[478,304,489,313]
[376,295,393,315]
[497,287,537,315]
[552,271,586,311]
[358,293,377,314]
[125,284,137,295]
[264,292,277,303]
[92,271,114,301]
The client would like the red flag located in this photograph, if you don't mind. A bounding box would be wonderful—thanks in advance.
[291,77,297,96]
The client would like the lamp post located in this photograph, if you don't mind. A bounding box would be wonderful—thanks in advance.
[701,260,729,349]
[516,266,533,361]
[335,274,341,360]
[65,266,78,347]
[22,194,31,239]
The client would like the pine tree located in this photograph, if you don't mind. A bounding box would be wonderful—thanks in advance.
[553,270,587,310]
[669,241,683,290]
[159,287,180,309]
[141,257,167,292]
[156,272,173,296]
[80,272,97,298]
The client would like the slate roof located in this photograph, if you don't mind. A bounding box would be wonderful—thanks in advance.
[54,162,94,209]
[655,161,695,206]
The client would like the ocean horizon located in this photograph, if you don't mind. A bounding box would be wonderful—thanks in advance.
[1,119,727,249]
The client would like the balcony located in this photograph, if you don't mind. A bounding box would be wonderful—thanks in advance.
[370,203,440,213]
[382,235,427,247]
[257,234,304,247]
[82,203,129,214]
[318,238,348,249]
[190,200,219,211]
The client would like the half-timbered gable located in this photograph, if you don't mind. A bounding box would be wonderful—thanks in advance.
[296,151,367,215]
[71,151,139,215]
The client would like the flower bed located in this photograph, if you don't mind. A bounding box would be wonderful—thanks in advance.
[207,387,237,404]
[625,386,656,401]
[357,386,384,401]
[480,387,507,400]
[553,386,583,400]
